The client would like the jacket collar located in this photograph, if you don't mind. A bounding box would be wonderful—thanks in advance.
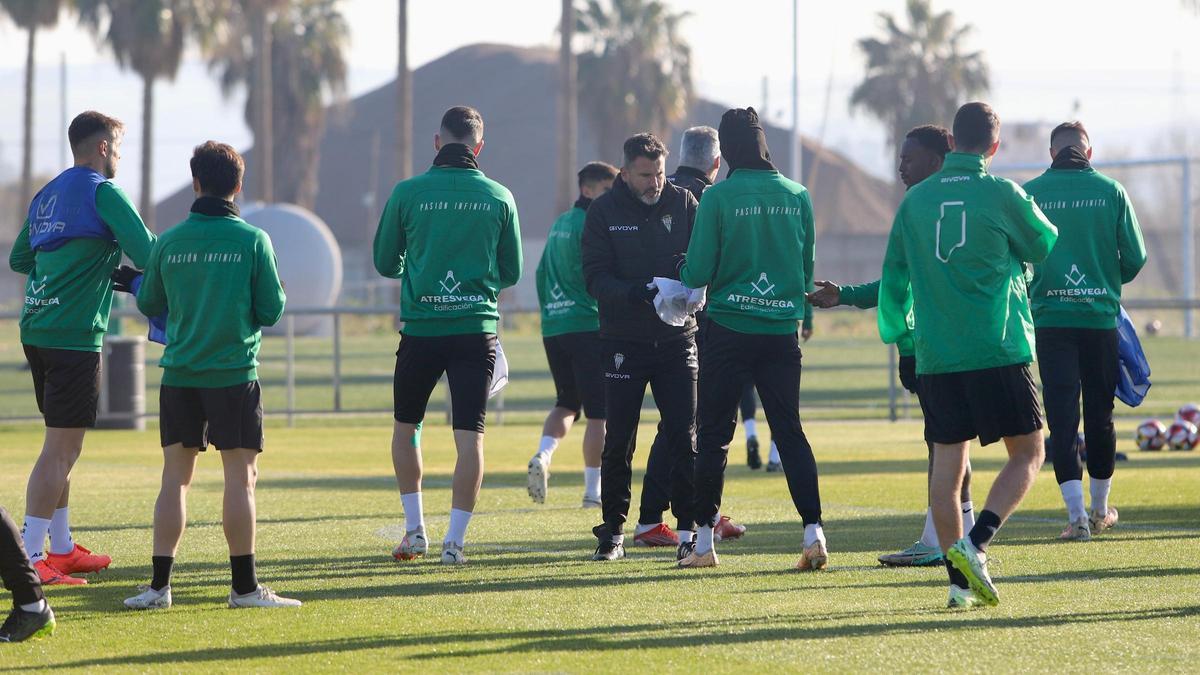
[190,196,240,218]
[942,152,989,174]
[672,165,712,187]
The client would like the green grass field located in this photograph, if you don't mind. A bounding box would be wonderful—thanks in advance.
[1,419,1197,672]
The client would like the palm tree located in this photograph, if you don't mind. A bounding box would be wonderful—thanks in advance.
[395,0,411,182]
[557,0,577,211]
[76,0,197,229]
[0,0,63,219]
[208,0,348,208]
[575,0,693,164]
[850,0,989,192]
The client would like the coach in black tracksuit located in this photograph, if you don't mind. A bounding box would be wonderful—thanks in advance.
[582,133,699,560]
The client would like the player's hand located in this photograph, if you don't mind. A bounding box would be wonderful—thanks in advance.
[806,280,841,308]
[801,326,813,342]
[629,279,657,305]
[111,265,143,294]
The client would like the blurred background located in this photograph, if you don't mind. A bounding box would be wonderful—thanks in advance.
[0,0,1197,423]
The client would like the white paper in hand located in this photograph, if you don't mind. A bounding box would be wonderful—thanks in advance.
[685,285,707,313]
[489,341,509,398]
[651,278,689,326]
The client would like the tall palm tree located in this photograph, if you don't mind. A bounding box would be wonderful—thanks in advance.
[575,0,692,164]
[395,0,411,182]
[850,0,989,192]
[0,0,63,219]
[208,0,348,208]
[76,0,196,229]
[557,0,577,211]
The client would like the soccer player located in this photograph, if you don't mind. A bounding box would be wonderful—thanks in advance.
[808,125,977,568]
[879,102,1058,608]
[677,107,826,569]
[0,506,53,641]
[581,133,698,561]
[7,111,154,585]
[528,161,617,507]
[375,106,522,565]
[122,141,299,610]
[1023,121,1146,540]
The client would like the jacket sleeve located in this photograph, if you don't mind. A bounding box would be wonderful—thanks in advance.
[582,201,641,305]
[8,221,34,274]
[1005,182,1058,264]
[252,231,287,327]
[135,242,167,318]
[535,245,549,307]
[878,209,915,347]
[839,279,881,310]
[1115,186,1148,284]
[96,182,156,268]
[497,195,523,289]
[801,191,815,330]
[678,190,719,289]
[372,186,406,279]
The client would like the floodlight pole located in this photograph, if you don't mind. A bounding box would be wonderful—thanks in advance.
[1183,157,1194,338]
[791,0,802,183]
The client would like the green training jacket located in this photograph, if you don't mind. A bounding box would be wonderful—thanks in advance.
[679,169,814,335]
[137,207,286,387]
[9,182,155,352]
[537,202,599,337]
[374,166,523,336]
[878,153,1059,374]
[1022,167,1147,329]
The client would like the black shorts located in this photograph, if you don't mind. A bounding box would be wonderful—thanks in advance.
[918,363,1044,446]
[543,331,606,419]
[393,333,496,433]
[160,381,264,451]
[23,345,101,428]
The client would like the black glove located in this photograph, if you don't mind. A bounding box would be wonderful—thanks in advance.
[111,265,142,294]
[628,279,657,305]
[898,355,918,394]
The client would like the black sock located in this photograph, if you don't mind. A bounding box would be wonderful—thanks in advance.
[968,510,1003,552]
[945,559,970,588]
[230,554,258,595]
[151,555,174,591]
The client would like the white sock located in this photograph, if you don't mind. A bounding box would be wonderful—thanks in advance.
[768,441,781,464]
[1060,480,1087,521]
[961,501,975,533]
[48,507,73,555]
[919,508,938,547]
[537,435,559,459]
[583,467,601,500]
[695,525,714,554]
[804,523,826,548]
[677,529,695,543]
[19,599,47,613]
[611,533,624,545]
[743,419,757,440]
[445,508,472,547]
[634,521,659,536]
[1090,477,1112,515]
[21,516,50,563]
[400,492,425,533]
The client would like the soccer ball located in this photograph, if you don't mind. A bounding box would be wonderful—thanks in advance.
[1136,419,1167,451]
[1176,403,1200,426]
[1166,421,1198,451]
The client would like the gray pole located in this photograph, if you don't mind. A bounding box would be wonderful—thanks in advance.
[1184,158,1194,338]
[60,52,67,168]
[557,0,577,212]
[791,0,802,183]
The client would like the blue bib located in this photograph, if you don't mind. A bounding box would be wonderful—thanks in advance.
[1115,306,1151,407]
[26,167,114,252]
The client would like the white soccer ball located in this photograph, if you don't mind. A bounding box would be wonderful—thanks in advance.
[1166,420,1198,451]
[1136,419,1167,452]
[1176,403,1200,426]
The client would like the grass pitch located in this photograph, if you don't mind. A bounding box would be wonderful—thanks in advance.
[0,418,1197,672]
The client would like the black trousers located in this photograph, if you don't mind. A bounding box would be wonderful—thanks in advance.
[1036,327,1120,484]
[0,506,43,607]
[600,336,697,534]
[694,321,822,526]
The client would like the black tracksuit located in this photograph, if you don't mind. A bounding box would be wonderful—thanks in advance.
[582,176,699,535]
[1,506,43,607]
[1037,327,1120,484]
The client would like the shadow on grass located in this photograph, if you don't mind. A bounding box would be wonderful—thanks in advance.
[15,604,1198,670]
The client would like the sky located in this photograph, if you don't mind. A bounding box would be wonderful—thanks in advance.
[1,0,1199,206]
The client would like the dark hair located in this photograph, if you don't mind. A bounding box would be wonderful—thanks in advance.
[1050,120,1090,148]
[190,141,245,198]
[905,124,952,157]
[622,133,668,166]
[68,111,124,153]
[440,106,484,144]
[577,161,618,189]
[952,102,1000,154]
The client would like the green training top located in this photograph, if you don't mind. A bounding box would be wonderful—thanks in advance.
[679,169,814,335]
[9,182,155,352]
[1022,167,1147,329]
[878,153,1059,374]
[373,166,523,336]
[537,204,599,337]
[136,209,286,388]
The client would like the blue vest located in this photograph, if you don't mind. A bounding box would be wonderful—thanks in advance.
[1115,306,1151,407]
[26,167,114,252]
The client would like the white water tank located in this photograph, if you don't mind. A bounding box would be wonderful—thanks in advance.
[241,203,343,336]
